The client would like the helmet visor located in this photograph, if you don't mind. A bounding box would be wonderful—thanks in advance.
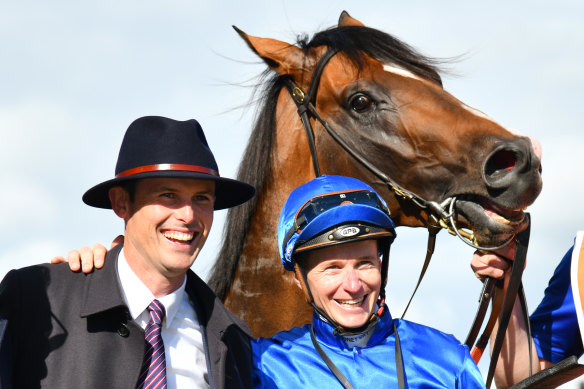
[294,189,390,231]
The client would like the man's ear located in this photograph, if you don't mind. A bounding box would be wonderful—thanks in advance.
[293,271,302,290]
[109,186,131,219]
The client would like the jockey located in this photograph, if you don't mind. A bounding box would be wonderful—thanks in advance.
[252,175,485,388]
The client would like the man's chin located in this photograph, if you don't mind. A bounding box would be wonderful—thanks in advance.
[161,255,198,275]
[331,312,371,329]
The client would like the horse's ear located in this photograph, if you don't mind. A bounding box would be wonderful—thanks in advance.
[338,10,365,27]
[233,26,304,76]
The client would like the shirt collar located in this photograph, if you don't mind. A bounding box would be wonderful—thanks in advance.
[312,305,394,349]
[116,249,186,329]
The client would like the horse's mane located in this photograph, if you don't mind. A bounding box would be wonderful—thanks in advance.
[208,25,444,299]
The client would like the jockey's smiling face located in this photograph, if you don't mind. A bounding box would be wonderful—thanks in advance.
[297,239,382,329]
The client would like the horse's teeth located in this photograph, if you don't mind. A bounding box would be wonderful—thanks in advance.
[485,208,524,226]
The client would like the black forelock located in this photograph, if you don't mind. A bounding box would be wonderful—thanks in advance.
[299,25,443,87]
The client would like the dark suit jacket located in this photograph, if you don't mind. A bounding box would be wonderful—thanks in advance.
[0,245,253,389]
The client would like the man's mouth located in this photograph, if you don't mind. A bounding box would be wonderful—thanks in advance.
[162,230,196,244]
[336,295,366,307]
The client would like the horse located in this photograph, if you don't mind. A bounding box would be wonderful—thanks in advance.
[207,11,543,339]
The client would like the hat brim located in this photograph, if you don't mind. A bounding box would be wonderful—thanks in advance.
[82,171,255,210]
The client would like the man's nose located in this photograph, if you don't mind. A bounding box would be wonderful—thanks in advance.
[343,268,362,293]
[176,202,196,223]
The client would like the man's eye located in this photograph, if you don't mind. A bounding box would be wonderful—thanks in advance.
[161,193,175,199]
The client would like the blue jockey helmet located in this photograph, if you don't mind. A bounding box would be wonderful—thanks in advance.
[278,175,397,271]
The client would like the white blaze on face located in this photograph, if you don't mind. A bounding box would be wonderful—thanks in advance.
[382,64,423,81]
[383,64,543,162]
[462,104,493,121]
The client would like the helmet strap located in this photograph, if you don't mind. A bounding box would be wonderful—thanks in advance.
[294,262,314,303]
[332,312,380,337]
[379,239,391,299]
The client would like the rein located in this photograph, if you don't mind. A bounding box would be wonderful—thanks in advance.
[284,47,532,388]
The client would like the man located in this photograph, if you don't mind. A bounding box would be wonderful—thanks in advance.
[252,175,485,388]
[471,238,584,388]
[0,116,255,388]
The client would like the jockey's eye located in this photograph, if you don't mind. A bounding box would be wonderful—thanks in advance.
[349,93,375,113]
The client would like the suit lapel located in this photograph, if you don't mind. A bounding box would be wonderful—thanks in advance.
[185,270,231,389]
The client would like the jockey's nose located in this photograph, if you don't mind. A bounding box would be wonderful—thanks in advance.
[342,268,362,293]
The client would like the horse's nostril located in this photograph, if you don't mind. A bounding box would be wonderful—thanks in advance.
[485,149,517,177]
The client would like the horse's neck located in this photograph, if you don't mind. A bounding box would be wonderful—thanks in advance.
[223,93,316,338]
[239,92,316,270]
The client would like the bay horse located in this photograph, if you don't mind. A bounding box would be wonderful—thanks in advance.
[208,11,542,338]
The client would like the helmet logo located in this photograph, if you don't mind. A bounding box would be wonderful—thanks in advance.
[338,226,360,238]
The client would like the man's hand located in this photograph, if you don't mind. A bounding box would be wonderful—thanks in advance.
[50,235,124,273]
[471,240,517,282]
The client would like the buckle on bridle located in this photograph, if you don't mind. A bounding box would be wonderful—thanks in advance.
[291,86,305,104]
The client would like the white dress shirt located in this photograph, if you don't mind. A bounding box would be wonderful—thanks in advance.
[117,250,209,388]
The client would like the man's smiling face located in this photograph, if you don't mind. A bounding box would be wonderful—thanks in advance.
[111,177,215,290]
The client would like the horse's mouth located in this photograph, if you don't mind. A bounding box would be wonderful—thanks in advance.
[453,195,528,246]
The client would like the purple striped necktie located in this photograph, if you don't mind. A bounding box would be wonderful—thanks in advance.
[137,299,167,389]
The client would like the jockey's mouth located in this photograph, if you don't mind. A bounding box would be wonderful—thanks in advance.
[335,295,366,308]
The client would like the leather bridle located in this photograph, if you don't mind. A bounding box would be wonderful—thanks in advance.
[284,49,514,252]
[283,47,533,388]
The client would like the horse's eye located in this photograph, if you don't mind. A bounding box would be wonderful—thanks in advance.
[350,94,375,113]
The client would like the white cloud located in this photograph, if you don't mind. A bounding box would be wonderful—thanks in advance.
[0,175,59,234]
[0,239,65,273]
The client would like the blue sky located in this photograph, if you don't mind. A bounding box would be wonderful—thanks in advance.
[1,0,583,383]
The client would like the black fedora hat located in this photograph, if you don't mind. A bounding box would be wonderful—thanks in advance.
[83,116,255,210]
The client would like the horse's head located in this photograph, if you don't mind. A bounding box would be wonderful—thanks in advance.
[235,11,542,248]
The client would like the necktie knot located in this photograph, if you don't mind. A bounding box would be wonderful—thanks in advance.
[147,299,166,326]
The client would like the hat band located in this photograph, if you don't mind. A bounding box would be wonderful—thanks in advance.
[116,163,219,178]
